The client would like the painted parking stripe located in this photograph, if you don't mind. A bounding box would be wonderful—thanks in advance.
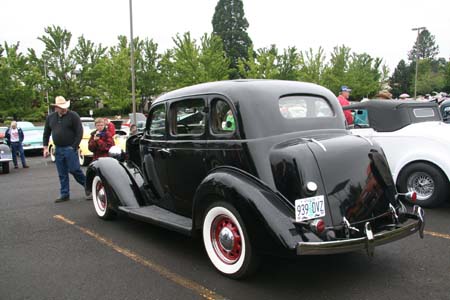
[424,230,450,240]
[53,215,228,300]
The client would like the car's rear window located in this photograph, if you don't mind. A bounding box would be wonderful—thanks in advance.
[413,108,435,118]
[279,96,333,119]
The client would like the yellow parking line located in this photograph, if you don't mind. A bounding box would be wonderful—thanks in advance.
[53,215,228,300]
[424,230,450,240]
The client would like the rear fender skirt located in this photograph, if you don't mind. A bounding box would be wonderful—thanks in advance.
[85,158,145,208]
[193,167,304,255]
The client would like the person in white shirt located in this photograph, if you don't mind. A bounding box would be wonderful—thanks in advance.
[5,121,29,169]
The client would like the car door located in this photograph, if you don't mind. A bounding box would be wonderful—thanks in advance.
[165,98,208,217]
[140,103,172,209]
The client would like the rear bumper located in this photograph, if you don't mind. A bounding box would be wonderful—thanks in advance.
[297,205,425,256]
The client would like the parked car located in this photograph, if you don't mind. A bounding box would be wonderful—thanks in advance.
[0,126,7,144]
[440,99,450,123]
[85,80,424,278]
[0,142,13,174]
[123,112,146,133]
[16,121,44,152]
[344,100,450,207]
[49,117,128,165]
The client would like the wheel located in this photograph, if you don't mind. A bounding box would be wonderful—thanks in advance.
[78,149,92,166]
[202,202,259,279]
[2,162,10,174]
[50,146,56,162]
[92,175,116,219]
[398,162,449,207]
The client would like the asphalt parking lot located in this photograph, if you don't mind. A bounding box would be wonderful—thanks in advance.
[1,155,450,300]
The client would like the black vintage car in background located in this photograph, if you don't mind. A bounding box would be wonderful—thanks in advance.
[85,80,424,279]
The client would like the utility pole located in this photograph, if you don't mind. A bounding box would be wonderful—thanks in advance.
[129,0,137,125]
[412,26,426,99]
[43,59,50,115]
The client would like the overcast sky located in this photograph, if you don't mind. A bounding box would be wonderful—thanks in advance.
[1,0,449,73]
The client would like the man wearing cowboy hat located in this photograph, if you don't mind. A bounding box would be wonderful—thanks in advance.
[43,96,86,203]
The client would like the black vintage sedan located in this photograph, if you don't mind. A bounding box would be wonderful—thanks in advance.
[85,80,424,279]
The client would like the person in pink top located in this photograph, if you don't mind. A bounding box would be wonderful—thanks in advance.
[337,85,353,125]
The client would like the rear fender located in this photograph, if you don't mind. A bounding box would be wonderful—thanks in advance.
[86,158,146,209]
[193,167,306,256]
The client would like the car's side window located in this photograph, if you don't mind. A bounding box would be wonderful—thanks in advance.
[211,98,235,134]
[170,99,206,136]
[147,104,166,139]
[353,109,370,127]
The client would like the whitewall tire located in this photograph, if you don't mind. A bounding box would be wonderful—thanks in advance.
[92,175,115,219]
[202,202,258,279]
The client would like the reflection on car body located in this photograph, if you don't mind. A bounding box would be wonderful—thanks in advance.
[85,80,424,279]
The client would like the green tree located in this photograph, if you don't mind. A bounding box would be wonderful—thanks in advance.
[135,38,162,108]
[276,46,301,81]
[389,60,412,97]
[345,53,384,99]
[212,0,252,78]
[408,29,439,61]
[72,35,107,113]
[95,36,131,114]
[322,45,351,94]
[38,25,81,109]
[160,32,230,90]
[237,45,279,79]
[298,47,327,85]
[0,42,44,120]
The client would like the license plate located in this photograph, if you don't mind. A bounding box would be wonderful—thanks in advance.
[295,195,325,222]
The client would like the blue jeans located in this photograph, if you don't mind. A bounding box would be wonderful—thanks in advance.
[10,142,26,167]
[55,146,86,198]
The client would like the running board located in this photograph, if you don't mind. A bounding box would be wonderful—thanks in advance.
[119,206,192,236]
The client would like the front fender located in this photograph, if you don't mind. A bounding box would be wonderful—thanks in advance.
[193,167,315,256]
[86,157,146,209]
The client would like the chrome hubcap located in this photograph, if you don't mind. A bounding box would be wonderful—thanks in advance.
[218,227,234,251]
[407,172,434,201]
[96,182,106,210]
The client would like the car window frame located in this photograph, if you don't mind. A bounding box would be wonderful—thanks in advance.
[145,102,167,140]
[208,96,238,139]
[168,97,207,140]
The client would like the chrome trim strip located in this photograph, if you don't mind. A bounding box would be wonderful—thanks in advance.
[310,138,327,152]
[354,134,373,146]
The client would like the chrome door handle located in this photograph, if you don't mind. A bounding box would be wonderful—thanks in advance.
[158,148,171,155]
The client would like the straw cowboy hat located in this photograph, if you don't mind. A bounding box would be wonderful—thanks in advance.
[51,96,70,109]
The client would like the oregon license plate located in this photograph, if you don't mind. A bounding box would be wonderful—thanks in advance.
[295,195,325,222]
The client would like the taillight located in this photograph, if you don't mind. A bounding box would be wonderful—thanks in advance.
[310,219,325,235]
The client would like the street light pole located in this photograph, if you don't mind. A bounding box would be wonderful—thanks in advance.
[43,59,50,115]
[412,26,426,99]
[129,0,137,125]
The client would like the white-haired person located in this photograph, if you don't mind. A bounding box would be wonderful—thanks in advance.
[5,121,29,169]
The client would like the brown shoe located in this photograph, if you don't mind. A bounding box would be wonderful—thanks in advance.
[23,165,29,168]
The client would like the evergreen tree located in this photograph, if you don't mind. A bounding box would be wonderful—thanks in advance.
[389,60,412,97]
[408,29,439,61]
[212,0,252,79]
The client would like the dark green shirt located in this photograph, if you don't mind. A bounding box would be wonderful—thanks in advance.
[43,111,83,149]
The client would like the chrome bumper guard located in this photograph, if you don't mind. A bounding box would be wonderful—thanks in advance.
[297,205,425,256]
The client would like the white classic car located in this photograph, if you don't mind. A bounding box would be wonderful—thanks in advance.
[344,100,450,207]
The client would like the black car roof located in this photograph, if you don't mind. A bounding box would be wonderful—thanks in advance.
[152,80,346,138]
[344,100,441,132]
